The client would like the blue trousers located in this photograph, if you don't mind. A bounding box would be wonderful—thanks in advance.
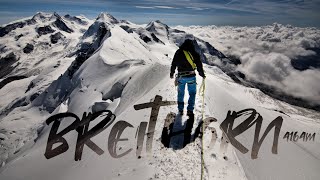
[177,76,196,111]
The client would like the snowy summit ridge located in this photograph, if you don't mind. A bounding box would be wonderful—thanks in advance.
[96,12,119,24]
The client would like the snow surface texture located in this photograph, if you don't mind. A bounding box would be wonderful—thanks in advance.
[0,12,320,180]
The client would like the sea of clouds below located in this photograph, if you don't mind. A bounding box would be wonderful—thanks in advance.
[176,23,320,106]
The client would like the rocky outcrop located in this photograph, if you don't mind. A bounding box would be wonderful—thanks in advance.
[23,43,34,53]
[120,25,134,33]
[50,32,66,44]
[0,44,5,53]
[140,34,151,43]
[53,13,73,33]
[151,33,164,44]
[68,21,111,78]
[0,76,27,89]
[36,25,55,35]
[291,47,320,70]
[64,14,88,25]
[0,53,18,78]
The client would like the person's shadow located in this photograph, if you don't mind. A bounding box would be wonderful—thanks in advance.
[161,112,195,150]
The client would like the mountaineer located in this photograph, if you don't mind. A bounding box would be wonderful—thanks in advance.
[170,39,205,116]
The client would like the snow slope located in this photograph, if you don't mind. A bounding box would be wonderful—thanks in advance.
[0,12,92,164]
[0,13,320,180]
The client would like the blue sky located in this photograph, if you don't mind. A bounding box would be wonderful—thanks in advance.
[0,0,320,27]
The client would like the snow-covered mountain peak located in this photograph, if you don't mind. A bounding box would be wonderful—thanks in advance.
[50,12,60,20]
[96,12,119,24]
[64,14,90,25]
[31,12,52,22]
[81,18,110,43]
[272,22,282,32]
[146,20,169,32]
[30,12,90,27]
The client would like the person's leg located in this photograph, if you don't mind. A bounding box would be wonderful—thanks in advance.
[187,77,197,111]
[177,77,186,111]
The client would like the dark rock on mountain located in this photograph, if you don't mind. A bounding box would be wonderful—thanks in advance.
[29,92,40,102]
[68,21,111,78]
[0,97,28,117]
[120,20,131,24]
[226,55,242,65]
[190,38,237,66]
[50,32,66,44]
[0,44,5,53]
[36,25,55,35]
[82,22,110,50]
[64,14,88,25]
[201,41,226,59]
[226,71,246,84]
[136,30,164,44]
[33,12,46,19]
[223,69,320,112]
[120,25,134,33]
[172,29,185,33]
[249,80,320,111]
[291,47,320,70]
[26,81,35,93]
[207,45,226,60]
[140,34,151,43]
[23,43,34,53]
[0,76,27,89]
[53,13,73,33]
[15,34,23,41]
[226,72,242,83]
[237,71,246,79]
[0,52,18,78]
[0,19,36,37]
[151,33,164,44]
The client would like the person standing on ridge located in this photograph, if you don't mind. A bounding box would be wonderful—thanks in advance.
[170,39,205,116]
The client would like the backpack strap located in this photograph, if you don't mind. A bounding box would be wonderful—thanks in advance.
[183,50,196,70]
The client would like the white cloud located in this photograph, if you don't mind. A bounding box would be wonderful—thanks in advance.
[135,5,180,10]
[238,52,291,82]
[186,7,209,11]
[135,6,156,9]
[176,23,320,104]
[153,6,180,9]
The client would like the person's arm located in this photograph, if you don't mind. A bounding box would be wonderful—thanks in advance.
[170,50,179,78]
[194,52,205,78]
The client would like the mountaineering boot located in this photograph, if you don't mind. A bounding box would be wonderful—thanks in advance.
[187,110,194,116]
